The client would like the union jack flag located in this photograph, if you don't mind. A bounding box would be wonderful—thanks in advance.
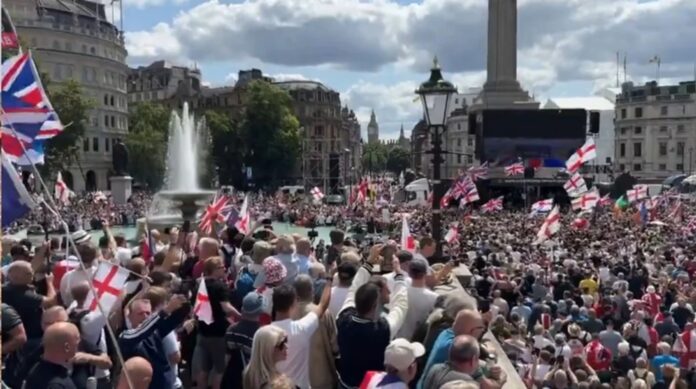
[199,193,231,234]
[481,196,503,212]
[467,162,489,181]
[2,51,63,164]
[451,176,475,199]
[504,162,524,176]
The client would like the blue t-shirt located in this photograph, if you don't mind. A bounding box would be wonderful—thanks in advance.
[418,328,454,389]
[651,354,679,382]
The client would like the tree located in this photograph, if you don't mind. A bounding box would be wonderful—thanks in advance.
[241,81,301,188]
[126,102,169,189]
[386,146,411,175]
[362,142,387,172]
[42,80,94,176]
[205,110,244,187]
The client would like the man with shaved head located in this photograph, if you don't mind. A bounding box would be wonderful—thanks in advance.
[117,357,153,389]
[23,322,80,389]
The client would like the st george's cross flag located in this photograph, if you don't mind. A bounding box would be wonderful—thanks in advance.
[563,172,588,197]
[565,137,597,173]
[84,262,129,313]
[627,185,648,203]
[571,188,599,211]
[194,278,214,324]
[234,195,251,235]
[310,187,325,201]
[400,215,416,252]
[534,206,561,244]
[54,172,71,205]
[444,225,459,244]
[673,327,696,369]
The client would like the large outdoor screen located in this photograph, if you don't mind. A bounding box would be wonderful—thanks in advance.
[475,109,587,164]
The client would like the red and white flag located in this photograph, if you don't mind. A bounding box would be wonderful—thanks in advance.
[668,200,684,223]
[482,196,503,212]
[54,172,71,205]
[85,262,129,313]
[444,225,459,244]
[199,193,230,234]
[673,328,696,369]
[572,188,599,211]
[310,187,325,201]
[504,162,524,176]
[467,162,489,181]
[563,173,587,197]
[565,137,597,173]
[627,185,648,203]
[534,206,561,244]
[400,215,416,252]
[598,194,612,207]
[461,187,480,205]
[234,195,251,235]
[193,278,214,324]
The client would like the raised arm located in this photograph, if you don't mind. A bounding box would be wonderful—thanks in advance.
[386,258,408,338]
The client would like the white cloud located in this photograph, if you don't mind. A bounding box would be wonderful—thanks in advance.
[124,0,189,9]
[270,73,319,82]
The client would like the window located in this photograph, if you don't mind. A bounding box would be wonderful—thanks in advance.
[93,137,99,152]
[90,47,95,54]
[659,164,667,171]
[621,108,627,119]
[660,126,668,133]
[620,143,626,157]
[467,155,473,164]
[104,95,109,105]
[619,164,625,171]
[105,138,110,152]
[104,114,109,128]
[659,142,667,156]
[82,44,87,53]
[110,116,115,127]
[677,142,685,156]
[620,127,628,135]
[457,155,462,164]
[677,163,685,171]
[635,107,643,118]
[83,138,89,152]
[457,139,462,147]
[661,106,668,116]
[633,142,642,157]
[634,126,642,135]
[678,124,685,133]
[633,164,642,171]
[53,64,62,80]
[52,40,60,49]
[467,138,473,147]
[457,123,461,130]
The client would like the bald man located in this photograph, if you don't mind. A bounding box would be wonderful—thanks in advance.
[117,357,153,389]
[419,310,487,389]
[23,322,80,389]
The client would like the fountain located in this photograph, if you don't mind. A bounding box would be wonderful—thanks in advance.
[138,103,215,232]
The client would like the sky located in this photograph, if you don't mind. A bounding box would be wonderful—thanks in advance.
[114,0,696,139]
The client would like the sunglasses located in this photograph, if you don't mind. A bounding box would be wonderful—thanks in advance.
[276,337,288,350]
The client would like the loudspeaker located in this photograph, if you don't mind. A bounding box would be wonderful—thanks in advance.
[468,113,477,135]
[524,167,535,179]
[589,111,600,134]
[329,154,340,192]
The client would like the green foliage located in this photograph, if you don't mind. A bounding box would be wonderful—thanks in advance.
[43,80,94,176]
[386,147,411,175]
[125,102,169,189]
[240,81,301,188]
[362,142,387,172]
[205,110,244,187]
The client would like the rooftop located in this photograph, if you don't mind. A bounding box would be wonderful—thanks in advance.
[544,96,615,111]
[37,0,107,20]
[274,80,335,93]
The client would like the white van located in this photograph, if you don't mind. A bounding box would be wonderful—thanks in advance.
[279,185,305,196]
[404,178,430,206]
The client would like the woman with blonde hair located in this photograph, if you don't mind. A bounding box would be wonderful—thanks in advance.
[243,325,293,389]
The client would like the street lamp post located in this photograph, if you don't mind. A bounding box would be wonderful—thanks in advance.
[416,57,457,260]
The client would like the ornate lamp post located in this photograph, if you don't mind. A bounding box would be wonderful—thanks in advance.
[416,57,457,260]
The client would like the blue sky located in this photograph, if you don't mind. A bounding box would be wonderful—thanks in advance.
[117,0,696,139]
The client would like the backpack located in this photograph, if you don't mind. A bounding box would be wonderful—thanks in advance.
[234,267,257,303]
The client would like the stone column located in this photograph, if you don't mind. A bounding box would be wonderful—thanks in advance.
[486,0,518,86]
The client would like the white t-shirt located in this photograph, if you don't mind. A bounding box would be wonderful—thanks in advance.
[384,272,412,292]
[273,312,320,389]
[329,286,350,319]
[162,331,182,388]
[395,286,437,339]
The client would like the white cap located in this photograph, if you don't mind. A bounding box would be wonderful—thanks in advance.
[384,338,425,371]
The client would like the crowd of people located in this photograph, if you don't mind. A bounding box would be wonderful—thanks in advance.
[2,187,696,389]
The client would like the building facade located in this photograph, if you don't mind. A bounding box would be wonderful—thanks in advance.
[6,0,129,192]
[127,60,202,108]
[341,107,362,184]
[614,81,696,179]
[274,81,344,192]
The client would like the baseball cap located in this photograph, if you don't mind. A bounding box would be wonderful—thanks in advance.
[71,230,92,245]
[384,338,425,371]
[242,292,264,316]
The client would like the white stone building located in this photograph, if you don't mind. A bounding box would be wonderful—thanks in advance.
[6,0,129,192]
[614,81,696,179]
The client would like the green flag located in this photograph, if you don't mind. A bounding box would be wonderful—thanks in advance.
[614,195,629,210]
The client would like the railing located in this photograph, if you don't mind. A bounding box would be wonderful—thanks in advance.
[16,19,125,46]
